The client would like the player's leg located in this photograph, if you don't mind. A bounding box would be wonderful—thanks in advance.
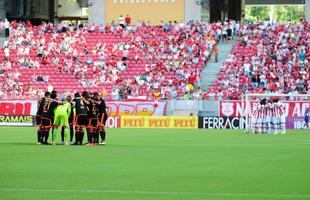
[42,118,52,144]
[86,127,92,146]
[61,127,65,144]
[304,117,309,129]
[93,119,99,145]
[99,126,106,145]
[273,117,279,134]
[267,122,271,134]
[74,125,80,145]
[43,128,50,144]
[69,124,74,144]
[51,127,55,143]
[94,127,99,145]
[63,126,70,145]
[262,122,266,134]
[37,126,42,144]
[280,117,286,134]
[79,127,85,145]
[86,127,91,145]
[36,116,42,144]
[79,115,87,145]
[99,114,107,144]
[60,115,70,145]
[53,115,61,145]
[52,126,59,145]
[257,119,262,134]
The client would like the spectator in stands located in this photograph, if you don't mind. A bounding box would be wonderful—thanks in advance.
[125,15,131,26]
[213,45,219,63]
[119,15,125,28]
[4,19,9,37]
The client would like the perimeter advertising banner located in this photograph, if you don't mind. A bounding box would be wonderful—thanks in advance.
[0,100,165,127]
[0,100,38,116]
[219,100,309,118]
[198,117,246,129]
[219,100,309,130]
[105,116,120,128]
[0,100,37,126]
[0,115,35,126]
[121,116,198,128]
[106,101,167,116]
[286,117,308,130]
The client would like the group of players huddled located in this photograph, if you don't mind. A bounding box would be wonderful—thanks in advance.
[251,99,286,134]
[36,90,108,146]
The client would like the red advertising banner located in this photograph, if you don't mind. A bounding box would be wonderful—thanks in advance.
[219,100,309,118]
[0,100,38,116]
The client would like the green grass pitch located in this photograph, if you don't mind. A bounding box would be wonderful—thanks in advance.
[0,127,310,200]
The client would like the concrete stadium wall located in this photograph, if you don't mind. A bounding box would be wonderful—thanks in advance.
[33,0,50,20]
[0,0,4,20]
[184,0,202,22]
[306,0,310,22]
[105,0,185,24]
[56,0,84,17]
[89,0,106,25]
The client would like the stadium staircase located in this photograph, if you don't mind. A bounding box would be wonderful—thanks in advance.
[200,41,235,91]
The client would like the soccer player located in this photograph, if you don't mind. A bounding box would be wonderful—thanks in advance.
[265,101,273,134]
[41,92,58,144]
[261,99,268,134]
[61,96,74,144]
[92,92,108,145]
[257,103,265,134]
[251,104,259,134]
[271,100,277,134]
[36,91,50,144]
[304,107,309,129]
[73,92,89,145]
[274,99,286,134]
[50,90,58,140]
[86,93,99,145]
[279,101,286,134]
[53,97,72,145]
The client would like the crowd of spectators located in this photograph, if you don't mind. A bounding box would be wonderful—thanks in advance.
[0,19,223,99]
[2,18,307,101]
[207,19,310,100]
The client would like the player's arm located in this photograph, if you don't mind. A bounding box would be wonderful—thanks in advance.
[67,103,72,117]
[90,99,102,105]
[81,97,90,105]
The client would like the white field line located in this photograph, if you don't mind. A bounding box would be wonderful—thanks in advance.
[0,188,309,198]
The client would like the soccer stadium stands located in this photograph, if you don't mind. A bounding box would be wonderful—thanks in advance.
[0,20,309,100]
[207,20,309,100]
[0,21,218,100]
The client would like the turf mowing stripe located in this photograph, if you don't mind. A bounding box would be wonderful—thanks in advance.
[0,188,309,198]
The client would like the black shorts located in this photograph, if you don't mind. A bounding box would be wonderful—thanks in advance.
[88,117,98,128]
[76,114,88,126]
[41,117,53,127]
[36,116,42,126]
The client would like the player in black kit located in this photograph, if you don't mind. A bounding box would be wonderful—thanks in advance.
[92,93,108,145]
[73,92,89,145]
[41,92,58,144]
[36,91,51,144]
[86,93,99,145]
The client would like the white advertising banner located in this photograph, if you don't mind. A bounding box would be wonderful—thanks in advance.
[106,101,167,116]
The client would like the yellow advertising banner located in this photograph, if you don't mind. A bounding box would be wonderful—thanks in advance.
[121,116,198,128]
